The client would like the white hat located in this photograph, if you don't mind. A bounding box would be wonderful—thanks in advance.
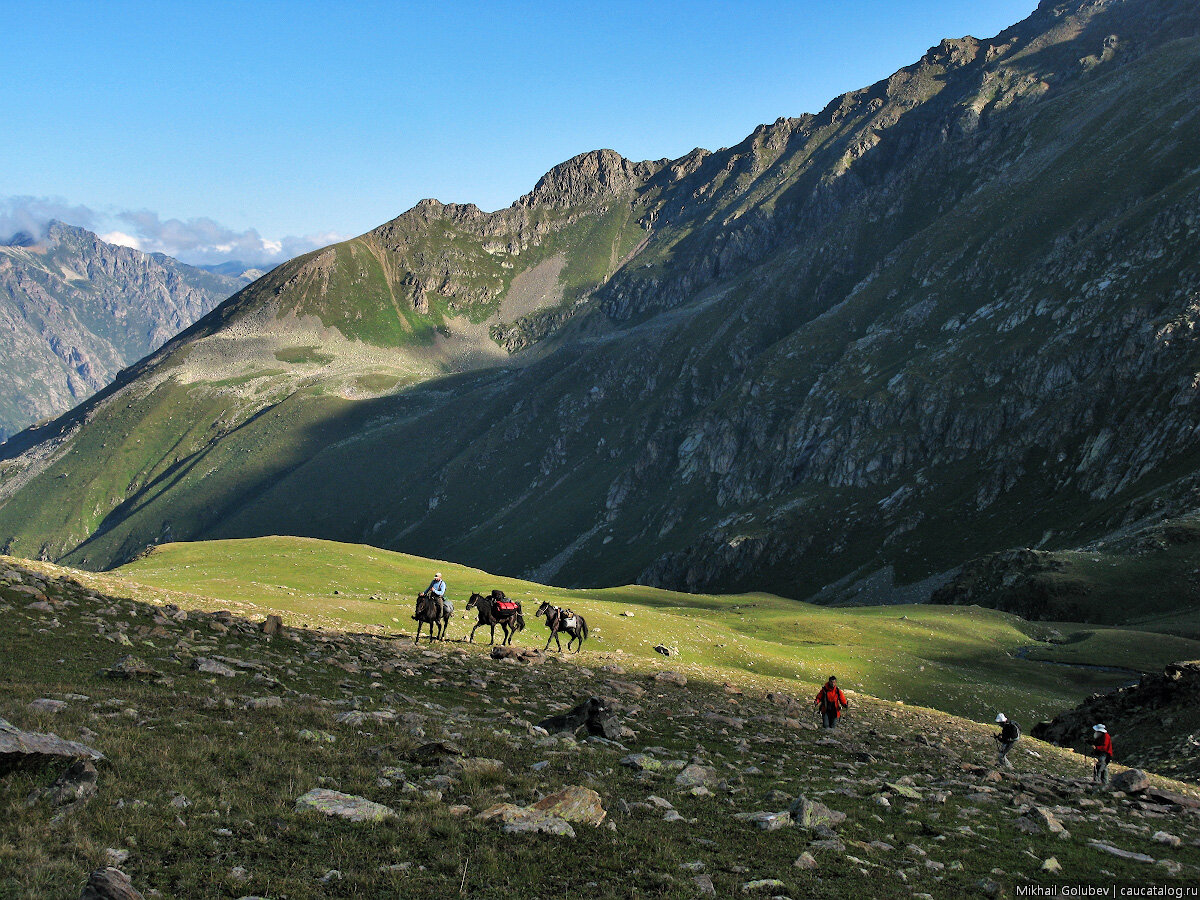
[995,714,1007,723]
[435,572,442,578]
[1093,724,1107,733]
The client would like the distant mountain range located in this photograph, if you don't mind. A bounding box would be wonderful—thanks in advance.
[0,223,249,441]
[3,0,1200,631]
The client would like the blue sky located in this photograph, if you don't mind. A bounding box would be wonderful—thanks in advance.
[2,1,1038,265]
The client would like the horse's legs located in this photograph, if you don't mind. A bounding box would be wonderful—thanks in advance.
[413,620,422,645]
[489,624,496,645]
[544,628,554,652]
[468,622,479,643]
[554,631,564,653]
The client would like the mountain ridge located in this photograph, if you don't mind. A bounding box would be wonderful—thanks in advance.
[3,0,1200,616]
[0,222,248,441]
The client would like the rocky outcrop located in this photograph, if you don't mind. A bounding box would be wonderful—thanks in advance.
[0,223,244,440]
[1033,662,1200,781]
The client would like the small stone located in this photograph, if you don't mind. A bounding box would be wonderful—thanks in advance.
[29,699,67,714]
[262,615,283,635]
[794,852,818,869]
[741,879,786,893]
[1152,831,1181,848]
[1041,857,1062,874]
[104,849,130,867]
[736,810,793,831]
[298,729,336,743]
[693,874,716,896]
[1087,841,1155,864]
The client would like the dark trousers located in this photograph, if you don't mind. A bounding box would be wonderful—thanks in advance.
[821,709,838,729]
[996,738,1015,767]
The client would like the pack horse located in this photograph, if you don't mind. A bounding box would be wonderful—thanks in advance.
[535,601,588,652]
[466,590,525,645]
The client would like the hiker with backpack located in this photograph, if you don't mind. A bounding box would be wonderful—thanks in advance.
[814,675,848,728]
[1091,724,1114,786]
[993,713,1020,768]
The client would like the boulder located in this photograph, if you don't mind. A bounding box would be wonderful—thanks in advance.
[790,795,846,829]
[620,753,663,772]
[28,698,67,714]
[1030,806,1067,835]
[0,720,104,776]
[502,816,575,837]
[79,868,144,900]
[478,785,606,834]
[531,785,607,825]
[490,646,546,664]
[1110,769,1150,793]
[675,764,718,788]
[735,810,793,831]
[262,614,283,635]
[38,759,99,808]
[191,657,238,677]
[102,656,160,680]
[654,671,687,687]
[295,789,396,822]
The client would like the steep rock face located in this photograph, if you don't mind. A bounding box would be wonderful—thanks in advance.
[4,0,1200,604]
[0,223,245,440]
[1032,662,1200,782]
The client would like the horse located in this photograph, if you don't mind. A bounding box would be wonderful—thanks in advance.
[535,601,588,652]
[465,591,525,645]
[412,591,452,644]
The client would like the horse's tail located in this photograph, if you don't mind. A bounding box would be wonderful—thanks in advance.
[514,612,526,632]
[579,616,588,641]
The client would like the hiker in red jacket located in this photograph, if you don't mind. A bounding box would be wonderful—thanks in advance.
[1091,724,1114,786]
[815,676,848,729]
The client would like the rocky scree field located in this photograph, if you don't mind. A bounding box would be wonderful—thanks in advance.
[3,548,1200,899]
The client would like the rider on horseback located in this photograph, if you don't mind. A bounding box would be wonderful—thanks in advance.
[414,572,452,619]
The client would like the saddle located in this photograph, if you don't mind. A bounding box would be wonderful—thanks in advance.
[561,611,578,629]
[494,599,518,614]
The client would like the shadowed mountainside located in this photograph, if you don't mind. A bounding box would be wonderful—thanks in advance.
[3,1,1200,614]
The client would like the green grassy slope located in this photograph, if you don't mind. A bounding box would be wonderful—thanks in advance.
[94,537,1200,727]
[4,549,1200,899]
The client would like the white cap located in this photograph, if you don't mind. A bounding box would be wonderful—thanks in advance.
[435,572,442,578]
[996,714,1007,723]
[1093,724,1107,733]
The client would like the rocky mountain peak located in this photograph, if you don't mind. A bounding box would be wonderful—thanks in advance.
[516,148,663,209]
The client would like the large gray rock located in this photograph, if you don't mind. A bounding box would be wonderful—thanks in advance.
[295,789,396,823]
[192,657,239,677]
[1110,768,1150,793]
[675,764,718,787]
[0,720,104,775]
[790,795,846,829]
[103,656,160,680]
[79,867,145,900]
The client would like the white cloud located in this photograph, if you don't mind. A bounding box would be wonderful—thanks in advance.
[99,231,143,250]
[1,195,346,267]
